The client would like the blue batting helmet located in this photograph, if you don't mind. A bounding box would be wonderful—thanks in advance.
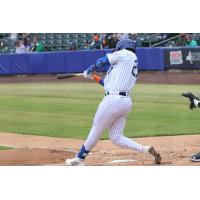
[116,39,136,51]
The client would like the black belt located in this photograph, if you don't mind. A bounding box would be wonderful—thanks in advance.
[105,91,128,96]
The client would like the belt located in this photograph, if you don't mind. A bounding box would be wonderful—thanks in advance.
[105,91,129,96]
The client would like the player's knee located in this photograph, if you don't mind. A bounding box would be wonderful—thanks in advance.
[110,133,122,145]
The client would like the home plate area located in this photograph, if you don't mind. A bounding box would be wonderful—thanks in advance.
[0,132,200,166]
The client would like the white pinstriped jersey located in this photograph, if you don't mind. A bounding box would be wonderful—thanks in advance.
[83,49,146,154]
[104,49,138,93]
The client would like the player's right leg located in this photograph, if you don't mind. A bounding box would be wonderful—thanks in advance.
[108,116,145,152]
[108,116,161,164]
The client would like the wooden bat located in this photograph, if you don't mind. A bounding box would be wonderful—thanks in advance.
[57,73,84,79]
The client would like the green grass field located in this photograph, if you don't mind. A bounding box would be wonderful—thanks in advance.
[0,82,200,139]
[0,146,13,150]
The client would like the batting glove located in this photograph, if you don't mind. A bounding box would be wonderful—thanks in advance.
[83,70,92,79]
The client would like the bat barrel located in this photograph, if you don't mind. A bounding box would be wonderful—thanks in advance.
[57,74,74,79]
[57,73,83,79]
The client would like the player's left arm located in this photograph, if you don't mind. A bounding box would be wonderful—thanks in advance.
[85,56,110,74]
[84,51,121,77]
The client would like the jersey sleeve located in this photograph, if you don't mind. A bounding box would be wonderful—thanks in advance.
[106,51,121,65]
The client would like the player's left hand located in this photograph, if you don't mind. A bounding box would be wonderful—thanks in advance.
[83,70,92,79]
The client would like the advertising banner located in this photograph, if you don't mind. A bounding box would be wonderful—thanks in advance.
[164,48,200,69]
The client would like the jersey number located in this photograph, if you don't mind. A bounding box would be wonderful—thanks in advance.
[132,66,138,77]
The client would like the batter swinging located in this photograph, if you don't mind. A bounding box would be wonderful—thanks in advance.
[66,39,161,166]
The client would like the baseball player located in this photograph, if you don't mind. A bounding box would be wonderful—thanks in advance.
[182,92,200,162]
[66,39,161,166]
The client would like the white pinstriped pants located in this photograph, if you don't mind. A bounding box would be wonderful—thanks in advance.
[84,95,144,152]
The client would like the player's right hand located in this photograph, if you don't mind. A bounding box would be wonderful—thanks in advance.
[83,70,92,79]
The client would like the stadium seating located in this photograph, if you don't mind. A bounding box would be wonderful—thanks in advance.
[0,33,200,54]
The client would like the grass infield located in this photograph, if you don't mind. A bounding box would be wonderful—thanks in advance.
[0,82,200,139]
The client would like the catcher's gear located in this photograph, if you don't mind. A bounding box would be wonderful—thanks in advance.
[181,92,200,109]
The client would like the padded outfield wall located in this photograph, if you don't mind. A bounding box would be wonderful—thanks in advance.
[0,47,199,75]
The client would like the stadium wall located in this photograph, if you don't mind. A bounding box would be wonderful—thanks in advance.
[0,47,199,75]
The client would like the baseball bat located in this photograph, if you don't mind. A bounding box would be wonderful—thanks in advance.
[57,73,84,79]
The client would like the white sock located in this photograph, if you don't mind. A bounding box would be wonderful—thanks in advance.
[142,146,151,153]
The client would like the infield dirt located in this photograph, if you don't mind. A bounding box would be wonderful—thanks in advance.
[0,132,200,166]
[0,70,200,84]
